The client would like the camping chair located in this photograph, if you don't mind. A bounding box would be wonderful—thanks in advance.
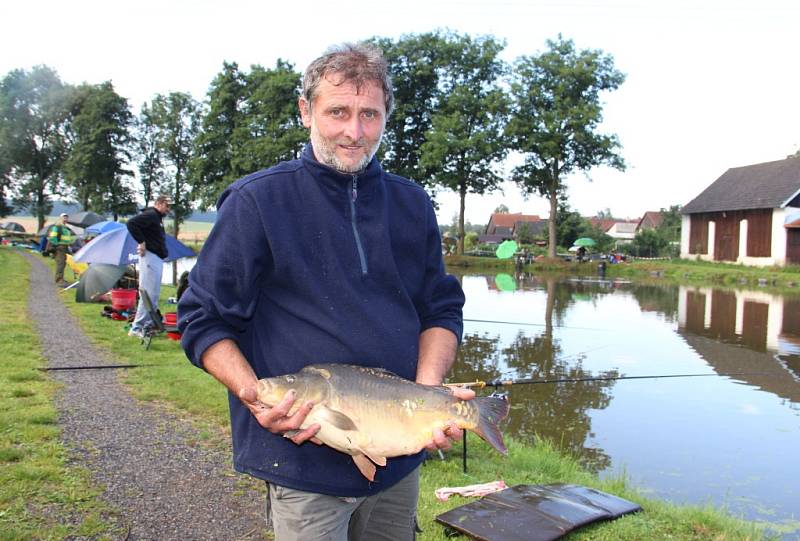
[138,288,179,350]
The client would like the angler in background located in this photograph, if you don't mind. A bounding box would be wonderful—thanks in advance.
[45,213,75,287]
[126,195,170,339]
[178,42,467,540]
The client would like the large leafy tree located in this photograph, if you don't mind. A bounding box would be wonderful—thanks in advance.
[0,66,72,229]
[63,81,137,219]
[190,61,305,209]
[420,33,510,254]
[147,92,199,233]
[372,32,452,191]
[230,60,305,180]
[134,101,168,206]
[507,36,626,258]
[189,62,246,208]
[142,92,199,283]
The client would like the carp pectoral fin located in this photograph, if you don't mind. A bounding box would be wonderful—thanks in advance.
[361,450,386,467]
[317,406,358,431]
[353,454,376,481]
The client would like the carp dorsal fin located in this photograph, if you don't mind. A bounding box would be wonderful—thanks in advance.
[353,454,376,481]
[317,406,358,431]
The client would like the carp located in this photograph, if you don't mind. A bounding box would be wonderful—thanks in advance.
[256,363,509,481]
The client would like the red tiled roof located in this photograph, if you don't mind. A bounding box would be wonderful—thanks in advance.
[586,218,617,232]
[489,212,540,228]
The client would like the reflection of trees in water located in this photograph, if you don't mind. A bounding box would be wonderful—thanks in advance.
[453,330,617,473]
[631,284,679,321]
[502,331,616,473]
[452,332,504,384]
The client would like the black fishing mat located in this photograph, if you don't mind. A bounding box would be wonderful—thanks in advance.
[435,483,642,541]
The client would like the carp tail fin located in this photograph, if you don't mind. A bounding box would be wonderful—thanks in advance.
[471,395,510,455]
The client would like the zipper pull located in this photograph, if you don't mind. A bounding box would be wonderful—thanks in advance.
[351,176,358,202]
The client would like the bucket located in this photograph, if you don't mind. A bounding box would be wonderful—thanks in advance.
[164,312,181,340]
[111,288,137,312]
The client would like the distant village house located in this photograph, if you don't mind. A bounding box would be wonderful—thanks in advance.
[680,157,800,266]
[479,212,547,244]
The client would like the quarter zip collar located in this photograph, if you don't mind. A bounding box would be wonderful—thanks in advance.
[300,143,383,199]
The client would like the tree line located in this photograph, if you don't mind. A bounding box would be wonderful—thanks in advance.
[0,31,625,255]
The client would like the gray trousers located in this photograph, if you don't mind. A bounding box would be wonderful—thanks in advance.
[266,467,420,541]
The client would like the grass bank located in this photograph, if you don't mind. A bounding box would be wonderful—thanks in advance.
[603,258,800,292]
[447,254,800,292]
[0,248,117,540]
[3,246,773,540]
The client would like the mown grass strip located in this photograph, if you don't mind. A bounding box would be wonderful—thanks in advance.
[0,247,118,540]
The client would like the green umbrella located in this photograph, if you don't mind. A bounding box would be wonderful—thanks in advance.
[494,273,516,292]
[495,240,518,259]
[573,237,596,248]
[75,264,127,303]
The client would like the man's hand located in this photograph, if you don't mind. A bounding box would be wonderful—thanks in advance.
[136,242,146,256]
[238,386,321,445]
[425,386,475,452]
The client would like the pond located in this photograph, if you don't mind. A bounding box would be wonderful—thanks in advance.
[454,272,800,539]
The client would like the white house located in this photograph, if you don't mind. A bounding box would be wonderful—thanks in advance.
[680,157,800,266]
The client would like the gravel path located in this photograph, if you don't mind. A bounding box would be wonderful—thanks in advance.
[25,254,269,540]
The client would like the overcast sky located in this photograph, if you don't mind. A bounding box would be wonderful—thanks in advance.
[2,0,798,225]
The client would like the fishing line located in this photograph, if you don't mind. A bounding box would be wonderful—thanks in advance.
[463,318,609,332]
[446,371,770,389]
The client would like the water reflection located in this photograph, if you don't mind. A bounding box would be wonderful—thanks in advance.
[455,275,622,472]
[679,286,800,404]
[455,272,800,537]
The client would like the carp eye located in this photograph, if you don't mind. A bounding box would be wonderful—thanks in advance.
[285,375,295,384]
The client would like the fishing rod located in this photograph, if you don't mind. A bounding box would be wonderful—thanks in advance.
[444,371,768,389]
[39,364,151,371]
[450,370,768,474]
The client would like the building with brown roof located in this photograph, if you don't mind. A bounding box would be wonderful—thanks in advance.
[637,211,664,231]
[479,213,547,244]
[680,157,800,266]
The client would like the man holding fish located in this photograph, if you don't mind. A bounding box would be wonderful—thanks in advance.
[178,42,477,540]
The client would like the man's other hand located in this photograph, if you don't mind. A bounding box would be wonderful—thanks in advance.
[425,385,475,452]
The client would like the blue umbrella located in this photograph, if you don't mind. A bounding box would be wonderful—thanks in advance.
[73,227,195,265]
[85,220,125,236]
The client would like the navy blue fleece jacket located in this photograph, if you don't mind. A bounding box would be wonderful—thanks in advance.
[178,145,464,496]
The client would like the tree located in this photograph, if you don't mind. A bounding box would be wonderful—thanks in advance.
[190,61,305,209]
[63,81,136,219]
[372,32,452,192]
[507,36,626,258]
[421,33,510,255]
[230,61,305,180]
[143,92,200,282]
[595,208,614,220]
[556,200,592,248]
[631,228,669,257]
[188,62,246,208]
[134,101,168,206]
[657,204,682,242]
[0,66,72,229]
[494,204,509,213]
